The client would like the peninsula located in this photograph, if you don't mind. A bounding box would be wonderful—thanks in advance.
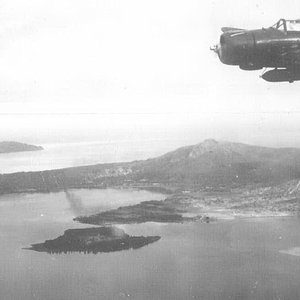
[0,141,43,154]
[74,198,210,225]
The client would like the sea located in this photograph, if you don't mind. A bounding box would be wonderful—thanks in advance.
[0,140,174,174]
[1,142,300,300]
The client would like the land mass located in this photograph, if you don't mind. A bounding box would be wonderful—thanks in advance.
[21,139,300,254]
[26,227,160,254]
[0,141,43,154]
[2,139,300,216]
[74,198,210,225]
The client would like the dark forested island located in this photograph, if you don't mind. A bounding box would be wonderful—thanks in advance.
[26,227,161,254]
[0,141,43,154]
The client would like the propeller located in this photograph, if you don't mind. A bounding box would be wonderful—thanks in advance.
[210,44,219,54]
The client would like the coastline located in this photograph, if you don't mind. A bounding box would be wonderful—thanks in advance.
[0,184,298,222]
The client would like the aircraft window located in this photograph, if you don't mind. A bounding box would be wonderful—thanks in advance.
[271,19,300,32]
[271,19,286,31]
[277,20,286,31]
[286,21,300,31]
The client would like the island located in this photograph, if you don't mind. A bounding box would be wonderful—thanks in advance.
[0,141,43,154]
[25,227,161,254]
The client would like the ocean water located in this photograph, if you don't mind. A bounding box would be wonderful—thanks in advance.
[1,189,300,300]
[0,140,173,174]
[1,141,300,299]
[0,189,166,300]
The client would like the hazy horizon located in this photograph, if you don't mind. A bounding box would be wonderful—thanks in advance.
[2,0,300,150]
[2,111,300,150]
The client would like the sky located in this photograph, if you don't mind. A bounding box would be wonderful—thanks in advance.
[1,0,300,148]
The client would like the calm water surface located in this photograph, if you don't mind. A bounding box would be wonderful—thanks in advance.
[0,141,171,174]
[1,189,300,300]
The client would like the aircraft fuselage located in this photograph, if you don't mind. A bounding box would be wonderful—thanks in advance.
[212,19,300,82]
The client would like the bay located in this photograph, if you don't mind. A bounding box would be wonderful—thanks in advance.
[1,189,300,299]
[0,140,170,174]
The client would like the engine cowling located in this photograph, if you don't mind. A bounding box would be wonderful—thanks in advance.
[217,31,255,66]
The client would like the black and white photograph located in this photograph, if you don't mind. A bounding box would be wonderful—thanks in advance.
[1,1,300,299]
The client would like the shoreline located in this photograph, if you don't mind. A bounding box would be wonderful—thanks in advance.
[201,208,292,220]
[0,186,298,223]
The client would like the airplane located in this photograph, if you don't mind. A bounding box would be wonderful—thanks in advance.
[211,19,300,82]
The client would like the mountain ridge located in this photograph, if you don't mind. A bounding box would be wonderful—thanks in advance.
[1,139,300,194]
[131,139,300,186]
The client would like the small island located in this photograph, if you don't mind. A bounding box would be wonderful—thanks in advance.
[0,141,43,154]
[25,227,161,254]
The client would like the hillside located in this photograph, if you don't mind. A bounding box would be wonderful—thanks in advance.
[1,139,300,194]
[0,141,43,154]
[131,139,300,187]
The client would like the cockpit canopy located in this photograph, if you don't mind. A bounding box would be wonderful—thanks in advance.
[271,19,300,32]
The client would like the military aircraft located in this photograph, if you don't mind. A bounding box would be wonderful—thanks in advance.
[211,19,300,82]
